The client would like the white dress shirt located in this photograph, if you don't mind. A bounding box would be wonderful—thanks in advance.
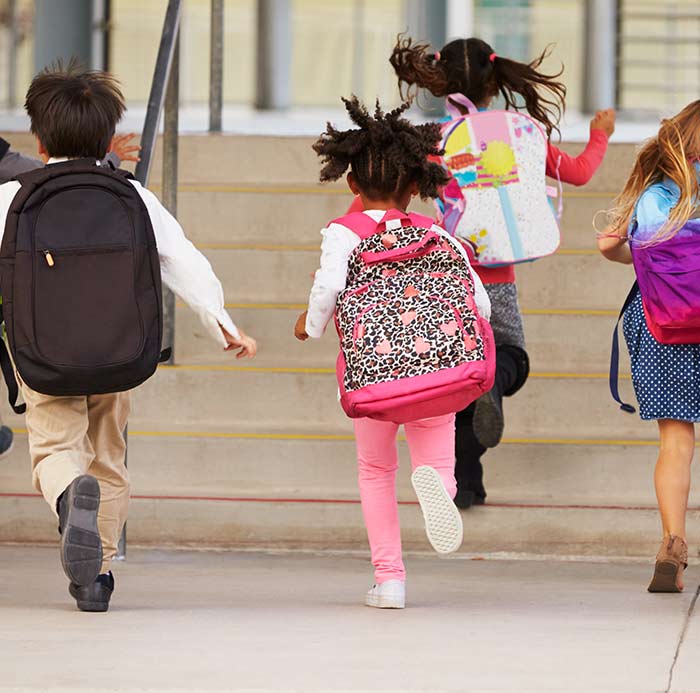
[305,210,491,338]
[0,157,239,348]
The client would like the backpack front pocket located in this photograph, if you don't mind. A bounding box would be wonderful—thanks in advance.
[346,292,479,391]
[33,245,144,368]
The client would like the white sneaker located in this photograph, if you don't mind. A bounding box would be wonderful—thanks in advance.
[365,579,406,609]
[411,465,463,554]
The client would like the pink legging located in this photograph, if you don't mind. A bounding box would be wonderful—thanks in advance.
[353,413,457,583]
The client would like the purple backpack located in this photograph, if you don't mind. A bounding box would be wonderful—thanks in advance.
[631,228,700,345]
[610,181,700,412]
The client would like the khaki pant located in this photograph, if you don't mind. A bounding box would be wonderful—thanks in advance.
[22,385,131,574]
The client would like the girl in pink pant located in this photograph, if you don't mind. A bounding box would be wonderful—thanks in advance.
[294,97,491,609]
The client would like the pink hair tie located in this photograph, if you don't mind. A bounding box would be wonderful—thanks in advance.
[489,52,497,63]
[434,51,441,61]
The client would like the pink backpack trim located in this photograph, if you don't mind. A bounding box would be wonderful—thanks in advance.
[331,209,437,240]
[337,316,495,424]
[361,231,442,265]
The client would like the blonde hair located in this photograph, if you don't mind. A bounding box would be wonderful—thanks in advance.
[608,100,700,244]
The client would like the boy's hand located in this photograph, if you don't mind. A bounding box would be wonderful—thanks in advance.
[222,326,257,358]
[590,109,615,138]
[109,133,141,163]
[294,311,309,341]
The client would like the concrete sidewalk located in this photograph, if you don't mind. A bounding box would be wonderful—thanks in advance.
[0,547,697,692]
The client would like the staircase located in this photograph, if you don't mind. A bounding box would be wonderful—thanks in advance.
[0,132,697,558]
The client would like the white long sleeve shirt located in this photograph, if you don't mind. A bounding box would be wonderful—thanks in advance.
[0,158,238,348]
[305,209,491,338]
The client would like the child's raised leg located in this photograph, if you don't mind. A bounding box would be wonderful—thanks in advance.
[649,418,694,592]
[405,414,463,555]
[405,413,458,497]
[354,417,404,584]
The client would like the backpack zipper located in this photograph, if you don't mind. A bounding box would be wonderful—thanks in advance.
[40,244,130,268]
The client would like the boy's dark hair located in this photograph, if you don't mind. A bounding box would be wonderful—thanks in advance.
[25,60,125,159]
[390,35,566,138]
[313,96,449,200]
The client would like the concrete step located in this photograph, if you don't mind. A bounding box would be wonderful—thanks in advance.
[143,136,638,193]
[0,132,650,560]
[0,133,638,191]
[1,368,643,446]
[0,432,679,507]
[0,429,689,558]
[175,305,627,375]
[0,132,625,247]
[153,138,636,198]
[202,247,635,309]
[42,367,643,440]
[175,305,339,368]
[169,188,613,248]
[2,492,696,558]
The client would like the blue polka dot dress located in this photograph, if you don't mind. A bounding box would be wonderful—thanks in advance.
[623,291,700,422]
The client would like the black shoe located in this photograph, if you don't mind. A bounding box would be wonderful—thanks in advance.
[472,390,504,449]
[69,572,114,612]
[454,489,476,509]
[454,488,487,509]
[57,475,103,587]
[0,425,14,459]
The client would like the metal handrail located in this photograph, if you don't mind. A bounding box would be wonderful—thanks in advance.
[209,0,224,132]
[622,35,700,44]
[118,0,183,559]
[622,11,700,20]
[623,59,700,69]
[133,0,183,365]
[134,0,183,188]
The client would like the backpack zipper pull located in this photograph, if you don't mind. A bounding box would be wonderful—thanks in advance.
[44,251,54,267]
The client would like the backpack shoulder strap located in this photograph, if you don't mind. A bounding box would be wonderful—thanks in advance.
[332,210,437,240]
[445,93,477,118]
[14,165,52,188]
[14,158,114,188]
[407,212,437,229]
[113,168,136,181]
[0,305,24,414]
[609,281,639,414]
[330,212,380,239]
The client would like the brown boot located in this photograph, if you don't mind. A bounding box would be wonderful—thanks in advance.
[648,535,688,593]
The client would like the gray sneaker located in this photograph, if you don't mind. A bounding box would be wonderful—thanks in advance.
[472,390,504,449]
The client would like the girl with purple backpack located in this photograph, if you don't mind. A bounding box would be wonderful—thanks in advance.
[599,101,700,592]
[294,96,493,609]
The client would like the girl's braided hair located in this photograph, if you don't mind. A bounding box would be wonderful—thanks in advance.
[312,95,450,200]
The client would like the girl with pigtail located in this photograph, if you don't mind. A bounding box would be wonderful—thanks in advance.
[388,36,616,508]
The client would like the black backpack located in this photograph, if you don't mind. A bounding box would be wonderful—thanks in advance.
[0,159,170,413]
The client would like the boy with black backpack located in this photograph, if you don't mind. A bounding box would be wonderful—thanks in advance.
[0,64,257,612]
[0,134,140,461]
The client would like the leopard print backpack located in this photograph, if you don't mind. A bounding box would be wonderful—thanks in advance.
[334,209,495,423]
